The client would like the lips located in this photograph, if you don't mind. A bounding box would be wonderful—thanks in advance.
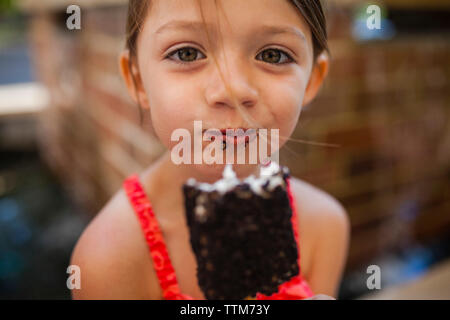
[203,128,258,146]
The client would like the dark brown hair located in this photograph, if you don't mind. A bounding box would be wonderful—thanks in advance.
[124,0,329,128]
[125,0,151,63]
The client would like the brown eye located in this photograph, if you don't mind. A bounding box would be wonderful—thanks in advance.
[178,47,198,61]
[257,48,293,64]
[167,47,206,63]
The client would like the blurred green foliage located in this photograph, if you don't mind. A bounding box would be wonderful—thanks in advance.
[0,0,16,14]
[354,2,388,20]
[0,0,19,19]
[0,0,25,49]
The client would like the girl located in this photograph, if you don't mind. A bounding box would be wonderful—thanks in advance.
[71,0,350,300]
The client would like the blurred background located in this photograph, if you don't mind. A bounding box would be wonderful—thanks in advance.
[0,0,449,299]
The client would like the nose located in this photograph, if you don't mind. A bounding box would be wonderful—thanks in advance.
[204,57,258,110]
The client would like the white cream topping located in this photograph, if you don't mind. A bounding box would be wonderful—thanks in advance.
[259,161,279,177]
[187,162,286,196]
[223,163,237,179]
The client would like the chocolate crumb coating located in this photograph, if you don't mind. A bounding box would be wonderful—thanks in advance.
[182,164,299,300]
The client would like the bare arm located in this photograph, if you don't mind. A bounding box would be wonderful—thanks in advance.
[306,201,350,298]
[70,195,155,299]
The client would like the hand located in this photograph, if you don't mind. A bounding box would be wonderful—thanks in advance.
[304,294,336,300]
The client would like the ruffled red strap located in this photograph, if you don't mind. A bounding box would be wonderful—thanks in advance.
[287,177,302,269]
[123,174,193,300]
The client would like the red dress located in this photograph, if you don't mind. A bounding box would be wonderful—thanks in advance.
[123,174,314,300]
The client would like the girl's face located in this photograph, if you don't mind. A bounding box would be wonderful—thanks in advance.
[122,0,328,177]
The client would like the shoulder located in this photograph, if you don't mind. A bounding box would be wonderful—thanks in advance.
[289,176,350,236]
[70,188,159,299]
[289,176,350,296]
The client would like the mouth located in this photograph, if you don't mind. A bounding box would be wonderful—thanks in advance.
[203,128,258,146]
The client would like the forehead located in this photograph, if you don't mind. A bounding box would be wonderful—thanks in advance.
[145,0,312,42]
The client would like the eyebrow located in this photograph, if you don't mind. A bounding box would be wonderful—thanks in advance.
[257,25,307,44]
[155,20,213,35]
[155,20,307,44]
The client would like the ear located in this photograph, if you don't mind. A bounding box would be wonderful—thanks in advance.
[302,52,329,107]
[119,50,150,110]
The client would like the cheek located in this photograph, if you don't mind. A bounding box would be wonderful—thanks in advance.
[264,73,308,146]
[143,72,200,149]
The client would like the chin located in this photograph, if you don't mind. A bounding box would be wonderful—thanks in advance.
[190,162,260,183]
